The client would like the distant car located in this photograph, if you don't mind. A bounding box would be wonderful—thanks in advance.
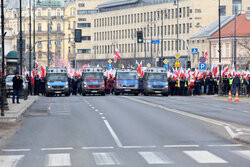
[6,75,28,99]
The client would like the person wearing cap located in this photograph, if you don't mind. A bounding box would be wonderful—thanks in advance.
[12,72,23,104]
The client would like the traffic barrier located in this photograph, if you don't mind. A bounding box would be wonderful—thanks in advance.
[234,91,240,102]
[228,90,232,101]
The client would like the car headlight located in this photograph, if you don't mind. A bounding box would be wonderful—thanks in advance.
[64,84,69,88]
[147,84,152,88]
[164,84,168,89]
[135,84,138,88]
[48,85,51,89]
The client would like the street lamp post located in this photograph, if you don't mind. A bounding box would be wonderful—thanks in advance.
[218,0,223,95]
[233,6,237,70]
[161,10,164,67]
[29,0,32,77]
[174,0,179,53]
[19,0,23,75]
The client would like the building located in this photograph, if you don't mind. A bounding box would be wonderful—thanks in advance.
[74,0,110,68]
[5,0,73,68]
[91,0,250,67]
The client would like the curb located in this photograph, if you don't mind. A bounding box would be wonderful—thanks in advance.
[0,97,39,123]
[235,133,250,145]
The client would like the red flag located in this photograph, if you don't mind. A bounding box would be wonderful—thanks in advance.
[115,48,121,60]
[35,60,39,67]
[114,56,117,63]
[41,64,46,78]
[137,63,142,76]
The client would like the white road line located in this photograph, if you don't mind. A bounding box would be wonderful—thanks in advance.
[184,151,228,163]
[101,117,106,119]
[224,126,237,138]
[103,120,123,147]
[242,111,250,114]
[92,152,120,165]
[163,145,199,148]
[41,147,73,151]
[139,152,173,164]
[0,155,24,167]
[233,150,250,160]
[123,146,156,149]
[99,113,103,115]
[2,149,31,152]
[91,107,95,109]
[82,147,114,150]
[208,144,242,147]
[45,153,71,167]
[89,105,92,107]
[95,109,99,112]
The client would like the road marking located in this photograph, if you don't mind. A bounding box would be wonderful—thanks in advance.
[0,155,24,167]
[41,147,73,151]
[123,146,156,149]
[101,117,106,119]
[99,113,103,115]
[82,147,114,150]
[208,144,242,147]
[95,109,99,112]
[139,152,173,164]
[224,126,237,138]
[2,149,31,152]
[89,105,92,107]
[163,145,199,148]
[233,150,250,160]
[91,107,95,109]
[242,111,250,114]
[103,120,123,147]
[184,151,228,163]
[45,153,71,166]
[92,152,120,165]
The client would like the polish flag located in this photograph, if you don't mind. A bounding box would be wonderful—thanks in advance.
[137,63,142,77]
[41,64,46,78]
[222,66,229,76]
[231,65,236,76]
[31,70,35,85]
[204,50,208,60]
[35,60,39,67]
[114,56,117,63]
[212,65,218,77]
[115,48,121,60]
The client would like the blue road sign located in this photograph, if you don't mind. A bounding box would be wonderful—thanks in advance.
[108,63,112,70]
[199,63,206,70]
[192,48,198,55]
[163,64,168,70]
[151,40,160,44]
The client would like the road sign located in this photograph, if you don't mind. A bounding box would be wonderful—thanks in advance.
[163,59,168,64]
[108,59,112,64]
[50,58,54,63]
[199,63,206,70]
[151,40,160,44]
[199,56,206,63]
[163,64,168,70]
[175,53,180,59]
[192,48,198,55]
[174,60,181,68]
[147,63,151,67]
[108,63,112,70]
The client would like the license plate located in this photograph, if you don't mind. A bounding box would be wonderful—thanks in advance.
[92,91,98,93]
[55,91,61,94]
[125,89,131,92]
[155,91,162,93]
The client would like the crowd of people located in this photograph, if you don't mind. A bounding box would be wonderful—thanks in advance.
[166,74,250,97]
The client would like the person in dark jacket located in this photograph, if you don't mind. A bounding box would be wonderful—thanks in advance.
[233,75,241,95]
[40,77,46,96]
[247,75,250,97]
[34,75,40,95]
[72,77,78,95]
[26,74,32,95]
[179,77,185,96]
[138,76,144,95]
[223,75,229,95]
[208,75,214,95]
[12,73,23,103]
[194,77,201,95]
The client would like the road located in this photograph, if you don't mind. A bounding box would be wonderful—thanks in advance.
[0,95,250,166]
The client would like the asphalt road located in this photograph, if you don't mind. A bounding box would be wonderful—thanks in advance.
[0,95,250,167]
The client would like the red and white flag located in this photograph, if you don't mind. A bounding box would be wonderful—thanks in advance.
[35,60,39,67]
[41,64,46,78]
[115,47,121,60]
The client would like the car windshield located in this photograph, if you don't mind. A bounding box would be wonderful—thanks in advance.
[147,73,167,80]
[84,73,103,80]
[117,72,137,80]
[6,76,14,82]
[47,74,67,82]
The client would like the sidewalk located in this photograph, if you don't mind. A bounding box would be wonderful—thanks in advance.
[0,96,39,122]
[200,95,250,104]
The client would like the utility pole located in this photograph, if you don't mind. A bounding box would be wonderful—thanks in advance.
[29,0,32,77]
[150,24,153,65]
[218,0,223,95]
[176,0,179,53]
[19,0,23,75]
[1,0,5,116]
[234,6,237,70]
[33,0,36,72]
[144,27,147,66]
[161,10,164,67]
[47,22,50,67]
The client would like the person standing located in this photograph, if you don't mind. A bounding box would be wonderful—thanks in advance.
[34,75,40,95]
[12,73,23,104]
[233,75,240,95]
[208,75,214,95]
[247,75,250,97]
[26,74,32,95]
[194,77,201,95]
[138,76,144,95]
[223,75,229,95]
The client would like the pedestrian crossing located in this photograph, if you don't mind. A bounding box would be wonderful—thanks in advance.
[0,150,250,166]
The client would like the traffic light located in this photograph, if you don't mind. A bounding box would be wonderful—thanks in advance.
[187,61,191,69]
[137,31,143,43]
[74,29,82,43]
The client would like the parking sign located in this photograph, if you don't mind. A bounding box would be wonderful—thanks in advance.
[199,63,206,70]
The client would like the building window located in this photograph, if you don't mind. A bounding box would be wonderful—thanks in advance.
[183,24,185,33]
[48,9,51,17]
[38,38,42,48]
[220,6,226,16]
[226,43,230,57]
[168,41,170,50]
[38,51,42,59]
[56,9,60,16]
[213,45,216,58]
[183,7,186,17]
[38,9,41,16]
[57,23,61,32]
[68,22,71,29]
[68,47,71,53]
[187,23,190,33]
[68,34,71,42]
[38,23,42,32]
[187,7,190,17]
[77,23,91,28]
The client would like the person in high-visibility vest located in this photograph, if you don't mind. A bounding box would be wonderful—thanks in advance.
[229,76,233,92]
